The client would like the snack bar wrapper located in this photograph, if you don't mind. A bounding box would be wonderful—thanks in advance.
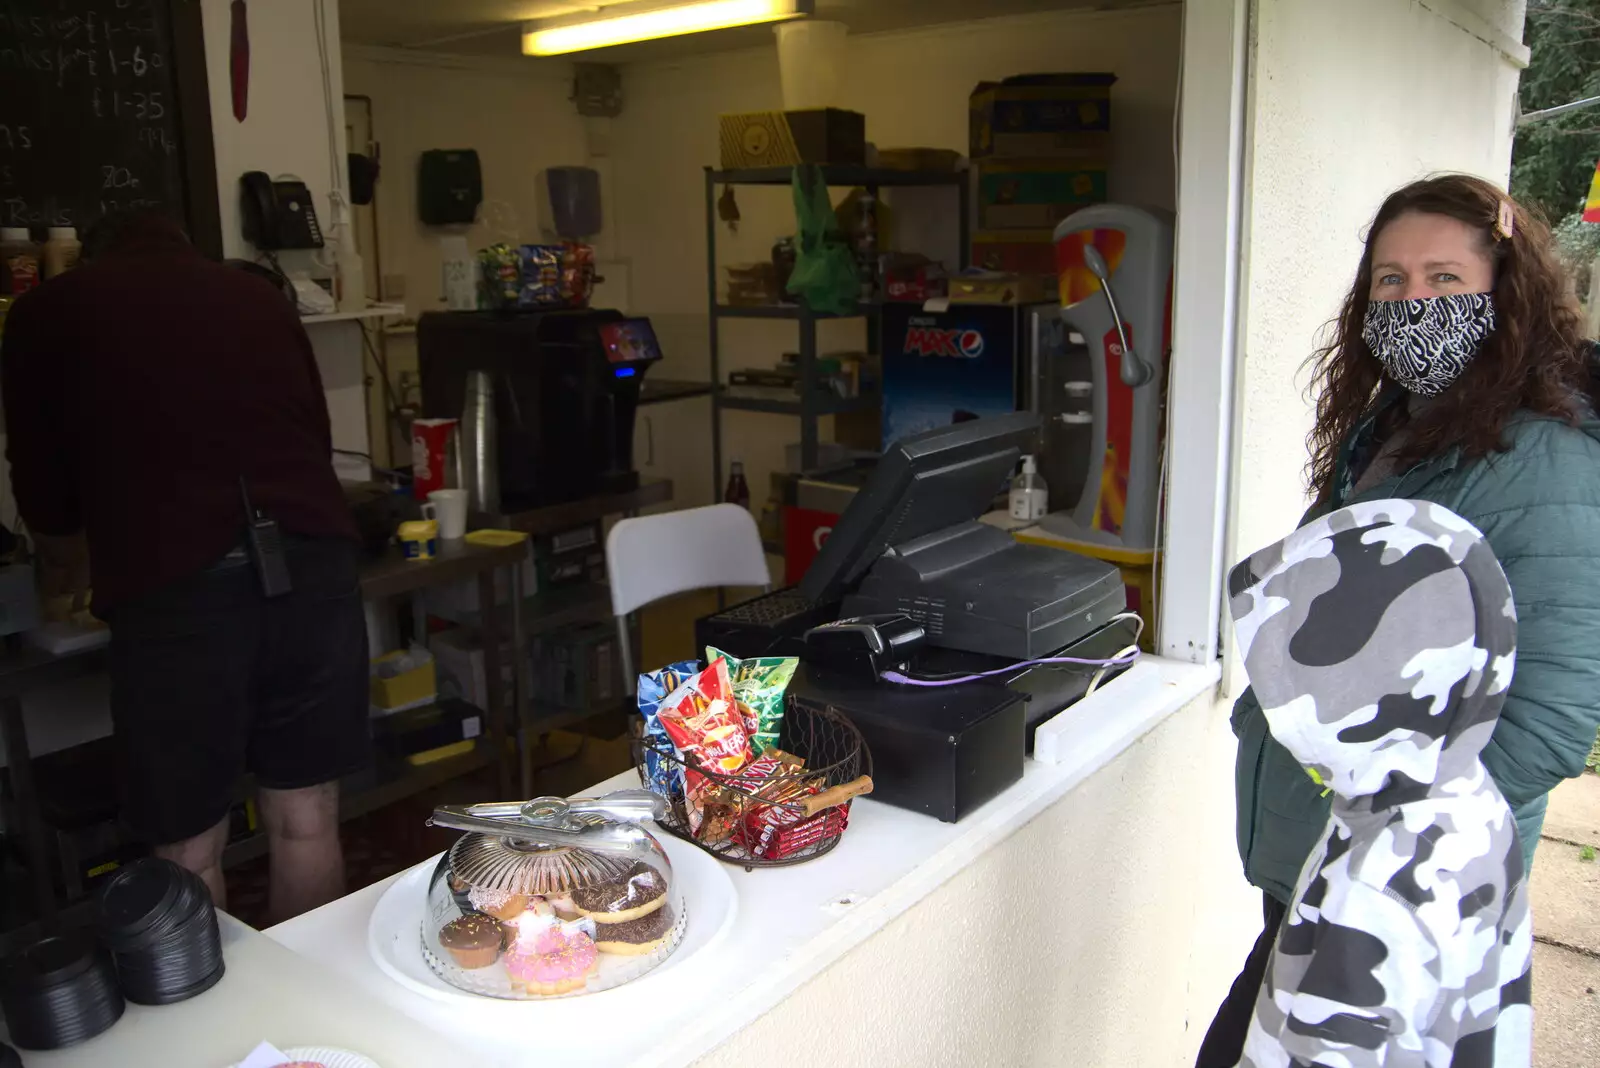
[750,806,850,860]
[707,647,798,756]
[636,660,699,801]
[656,658,751,838]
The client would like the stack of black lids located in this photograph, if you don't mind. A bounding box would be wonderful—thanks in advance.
[0,932,123,1050]
[97,858,225,1004]
[0,857,227,1052]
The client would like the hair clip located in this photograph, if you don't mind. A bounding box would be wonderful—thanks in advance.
[1494,201,1515,241]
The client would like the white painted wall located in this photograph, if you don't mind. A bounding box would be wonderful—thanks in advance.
[201,0,346,262]
[694,692,1260,1067]
[612,4,1185,508]
[1229,0,1526,575]
[339,47,595,466]
[200,0,368,459]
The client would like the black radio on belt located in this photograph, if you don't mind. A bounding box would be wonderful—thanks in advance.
[239,478,292,598]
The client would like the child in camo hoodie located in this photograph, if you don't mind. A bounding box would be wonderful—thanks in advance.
[1228,499,1533,1068]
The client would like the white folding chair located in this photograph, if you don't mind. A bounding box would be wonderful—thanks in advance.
[607,503,772,694]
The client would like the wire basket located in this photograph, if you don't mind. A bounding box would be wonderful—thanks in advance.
[632,700,871,868]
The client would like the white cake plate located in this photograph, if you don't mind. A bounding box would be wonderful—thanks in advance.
[367,831,738,1004]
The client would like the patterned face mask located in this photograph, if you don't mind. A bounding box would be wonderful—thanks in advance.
[1360,292,1497,396]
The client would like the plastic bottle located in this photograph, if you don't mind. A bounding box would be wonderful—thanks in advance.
[1,228,41,295]
[42,227,80,279]
[724,460,751,511]
[1009,455,1048,522]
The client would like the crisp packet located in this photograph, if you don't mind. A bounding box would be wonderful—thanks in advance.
[656,658,751,837]
[708,646,798,756]
[517,244,566,307]
[637,660,699,801]
[478,244,520,308]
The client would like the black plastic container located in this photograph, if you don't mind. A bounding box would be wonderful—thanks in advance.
[97,857,225,1005]
[0,933,124,1050]
[788,663,1025,823]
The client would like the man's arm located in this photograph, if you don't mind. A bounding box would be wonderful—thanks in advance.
[1,292,81,536]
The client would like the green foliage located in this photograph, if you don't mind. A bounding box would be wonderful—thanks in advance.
[1553,210,1600,294]
[1580,844,1597,862]
[1510,1,1600,222]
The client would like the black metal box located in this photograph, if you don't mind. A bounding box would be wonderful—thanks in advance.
[787,665,1024,823]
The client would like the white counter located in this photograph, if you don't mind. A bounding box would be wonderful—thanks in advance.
[265,656,1221,1068]
[1,915,465,1066]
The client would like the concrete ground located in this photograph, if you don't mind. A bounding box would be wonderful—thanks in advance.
[1531,772,1600,1066]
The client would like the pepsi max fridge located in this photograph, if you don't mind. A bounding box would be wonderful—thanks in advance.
[880,303,1090,507]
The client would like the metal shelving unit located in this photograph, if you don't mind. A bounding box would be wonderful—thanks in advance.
[704,164,970,492]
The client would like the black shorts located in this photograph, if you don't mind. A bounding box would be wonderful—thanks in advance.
[107,536,371,846]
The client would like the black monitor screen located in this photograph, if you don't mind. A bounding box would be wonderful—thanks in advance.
[799,410,1042,603]
[598,317,664,364]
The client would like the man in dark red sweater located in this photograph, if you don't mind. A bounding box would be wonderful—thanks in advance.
[1,212,368,922]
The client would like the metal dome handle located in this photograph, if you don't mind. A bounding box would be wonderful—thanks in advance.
[427,805,652,851]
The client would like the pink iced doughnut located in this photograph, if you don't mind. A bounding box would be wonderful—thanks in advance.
[505,929,598,996]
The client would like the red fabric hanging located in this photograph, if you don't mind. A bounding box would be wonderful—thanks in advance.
[230,0,249,122]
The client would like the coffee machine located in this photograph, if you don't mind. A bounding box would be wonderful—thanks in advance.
[417,309,662,511]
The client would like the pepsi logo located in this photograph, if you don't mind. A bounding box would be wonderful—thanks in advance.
[959,330,985,358]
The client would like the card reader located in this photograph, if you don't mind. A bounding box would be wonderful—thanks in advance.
[803,614,927,682]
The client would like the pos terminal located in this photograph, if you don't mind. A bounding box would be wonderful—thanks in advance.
[696,413,1136,821]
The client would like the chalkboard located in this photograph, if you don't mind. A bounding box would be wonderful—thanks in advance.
[0,0,219,254]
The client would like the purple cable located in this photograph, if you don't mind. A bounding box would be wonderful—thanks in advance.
[879,648,1141,687]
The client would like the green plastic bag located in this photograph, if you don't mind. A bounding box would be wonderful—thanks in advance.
[785,164,859,315]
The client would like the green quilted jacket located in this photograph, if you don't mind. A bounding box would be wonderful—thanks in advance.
[1232,410,1600,904]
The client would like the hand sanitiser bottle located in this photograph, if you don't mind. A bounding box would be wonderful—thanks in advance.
[1009,455,1048,522]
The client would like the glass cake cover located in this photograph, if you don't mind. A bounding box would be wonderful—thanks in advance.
[422,790,686,1000]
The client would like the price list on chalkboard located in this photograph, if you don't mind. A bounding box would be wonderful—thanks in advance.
[0,0,196,235]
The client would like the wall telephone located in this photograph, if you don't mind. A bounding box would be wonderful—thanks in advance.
[239,171,325,250]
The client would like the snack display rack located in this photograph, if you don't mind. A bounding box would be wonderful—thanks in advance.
[634,701,871,868]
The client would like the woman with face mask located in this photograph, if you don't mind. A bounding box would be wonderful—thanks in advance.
[1195,173,1600,1068]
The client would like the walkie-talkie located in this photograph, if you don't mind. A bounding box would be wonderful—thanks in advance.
[239,477,293,598]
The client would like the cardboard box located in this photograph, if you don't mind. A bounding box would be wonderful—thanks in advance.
[970,73,1116,161]
[372,697,484,758]
[369,649,437,713]
[531,622,624,711]
[884,259,949,303]
[719,108,866,169]
[977,160,1107,230]
[431,627,514,711]
[970,230,1058,276]
[947,272,1052,306]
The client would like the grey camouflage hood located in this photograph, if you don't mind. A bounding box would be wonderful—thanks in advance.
[1228,500,1533,1068]
[1228,498,1516,799]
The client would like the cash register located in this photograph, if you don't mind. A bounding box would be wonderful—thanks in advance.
[697,412,1137,821]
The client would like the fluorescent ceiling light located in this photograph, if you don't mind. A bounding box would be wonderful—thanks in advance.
[523,0,810,56]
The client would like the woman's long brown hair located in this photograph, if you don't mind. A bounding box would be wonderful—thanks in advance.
[1306,174,1591,504]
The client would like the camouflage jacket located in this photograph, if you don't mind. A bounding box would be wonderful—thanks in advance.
[1233,411,1600,904]
[1232,500,1531,1068]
